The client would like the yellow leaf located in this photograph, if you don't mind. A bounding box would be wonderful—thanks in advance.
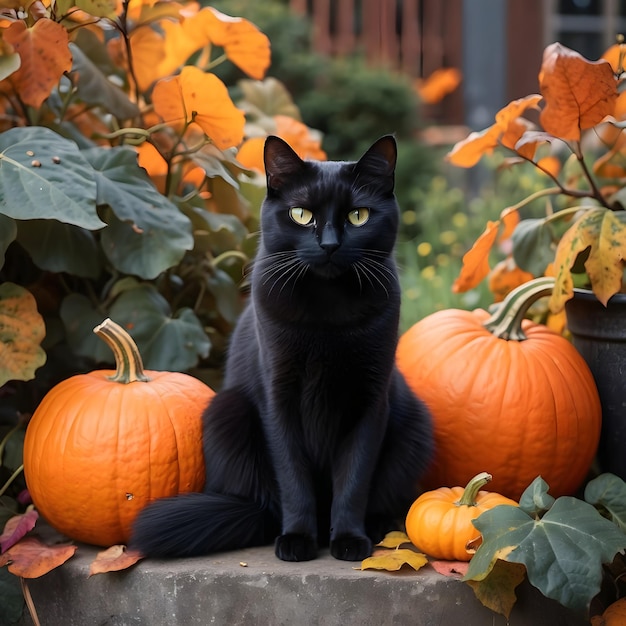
[452,220,500,292]
[376,531,411,549]
[0,283,46,386]
[467,559,527,620]
[360,549,428,572]
[550,208,626,311]
[3,19,72,108]
[152,66,245,149]
[539,42,618,141]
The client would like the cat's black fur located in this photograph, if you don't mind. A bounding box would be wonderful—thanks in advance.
[131,135,433,562]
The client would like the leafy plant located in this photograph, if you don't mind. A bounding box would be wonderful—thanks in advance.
[447,40,626,312]
[466,473,626,619]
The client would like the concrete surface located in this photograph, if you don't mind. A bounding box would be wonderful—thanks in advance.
[14,537,589,626]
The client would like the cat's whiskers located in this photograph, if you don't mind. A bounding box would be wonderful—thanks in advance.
[351,251,395,298]
[257,250,309,297]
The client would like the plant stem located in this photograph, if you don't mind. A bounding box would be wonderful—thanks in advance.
[0,464,24,498]
[93,318,150,383]
[457,472,492,507]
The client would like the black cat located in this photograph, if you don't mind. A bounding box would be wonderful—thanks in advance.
[131,135,433,562]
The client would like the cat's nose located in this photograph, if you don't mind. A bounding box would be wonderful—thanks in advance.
[320,225,340,255]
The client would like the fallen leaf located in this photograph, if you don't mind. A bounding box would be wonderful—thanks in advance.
[429,560,469,578]
[3,536,76,578]
[360,549,428,572]
[89,545,143,576]
[0,509,39,553]
[376,531,411,549]
[466,559,527,620]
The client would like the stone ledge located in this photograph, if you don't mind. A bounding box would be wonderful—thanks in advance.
[15,536,589,626]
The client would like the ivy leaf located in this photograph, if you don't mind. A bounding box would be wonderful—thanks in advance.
[82,147,193,279]
[518,476,555,516]
[0,127,102,230]
[360,549,428,572]
[0,283,46,386]
[550,208,626,311]
[0,215,16,266]
[584,473,626,532]
[511,218,557,276]
[61,285,210,371]
[466,559,527,620]
[468,496,626,612]
[16,220,102,278]
[69,44,139,120]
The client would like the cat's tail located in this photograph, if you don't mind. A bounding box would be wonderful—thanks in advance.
[130,491,277,558]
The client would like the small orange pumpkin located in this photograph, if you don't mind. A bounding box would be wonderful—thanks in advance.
[405,472,517,561]
[23,318,214,547]
[397,278,601,500]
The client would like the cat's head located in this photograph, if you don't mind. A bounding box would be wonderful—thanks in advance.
[257,135,399,286]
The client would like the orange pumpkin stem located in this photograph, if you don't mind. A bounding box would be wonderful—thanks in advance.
[482,277,556,341]
[457,471,492,507]
[93,318,151,384]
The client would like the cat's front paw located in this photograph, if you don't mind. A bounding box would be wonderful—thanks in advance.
[330,534,372,561]
[275,533,317,561]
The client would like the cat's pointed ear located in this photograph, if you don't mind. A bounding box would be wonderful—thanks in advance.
[354,135,397,191]
[264,136,305,191]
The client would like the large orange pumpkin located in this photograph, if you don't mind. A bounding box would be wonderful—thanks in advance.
[23,318,214,547]
[397,278,601,500]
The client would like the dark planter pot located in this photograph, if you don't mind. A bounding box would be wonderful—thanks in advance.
[565,288,626,481]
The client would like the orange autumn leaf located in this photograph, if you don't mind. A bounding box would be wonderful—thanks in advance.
[113,27,166,92]
[500,117,537,160]
[494,94,542,128]
[1,536,76,578]
[152,66,245,149]
[415,67,462,104]
[452,220,500,292]
[614,91,626,120]
[3,18,72,108]
[601,42,626,74]
[539,42,618,141]
[536,155,561,178]
[488,257,534,302]
[446,125,501,167]
[203,7,270,80]
[499,206,520,241]
[238,116,326,173]
[89,544,143,576]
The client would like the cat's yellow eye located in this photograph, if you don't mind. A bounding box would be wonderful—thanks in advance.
[347,208,370,226]
[289,207,314,226]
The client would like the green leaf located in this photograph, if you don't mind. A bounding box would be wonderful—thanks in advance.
[206,268,243,325]
[0,127,103,230]
[61,285,211,371]
[518,476,555,517]
[468,496,626,612]
[190,144,246,189]
[74,0,116,17]
[584,473,626,532]
[511,218,556,276]
[238,77,302,122]
[0,567,24,625]
[0,283,46,386]
[83,147,193,279]
[16,220,102,278]
[69,44,140,120]
[0,215,17,267]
